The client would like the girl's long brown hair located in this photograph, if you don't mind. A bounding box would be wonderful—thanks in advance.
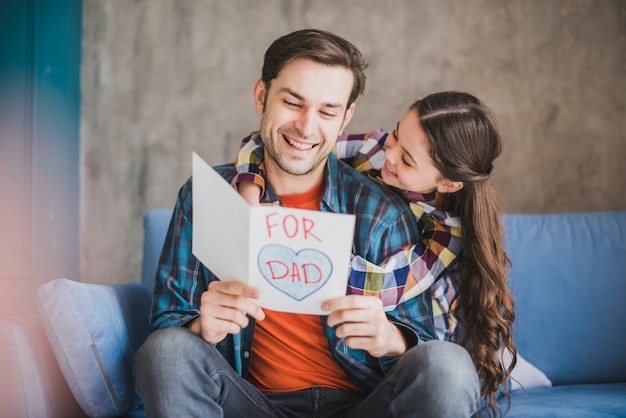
[413,91,516,417]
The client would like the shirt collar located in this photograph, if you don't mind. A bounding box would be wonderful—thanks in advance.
[261,152,342,212]
[320,153,342,213]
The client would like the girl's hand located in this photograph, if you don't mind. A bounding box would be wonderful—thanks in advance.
[238,182,263,206]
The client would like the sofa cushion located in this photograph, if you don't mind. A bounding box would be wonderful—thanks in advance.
[37,278,151,418]
[503,350,551,392]
[503,211,626,385]
[505,383,626,417]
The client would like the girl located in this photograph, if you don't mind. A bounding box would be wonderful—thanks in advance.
[234,91,516,417]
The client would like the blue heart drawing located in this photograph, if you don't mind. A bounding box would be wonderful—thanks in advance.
[257,244,333,301]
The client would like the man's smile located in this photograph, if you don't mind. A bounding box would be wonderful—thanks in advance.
[283,134,318,151]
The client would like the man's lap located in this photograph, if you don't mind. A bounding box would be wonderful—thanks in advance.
[134,328,478,418]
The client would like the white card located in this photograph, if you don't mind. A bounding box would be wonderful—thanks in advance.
[191,152,356,314]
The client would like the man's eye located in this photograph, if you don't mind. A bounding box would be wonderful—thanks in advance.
[285,100,299,108]
[320,111,336,118]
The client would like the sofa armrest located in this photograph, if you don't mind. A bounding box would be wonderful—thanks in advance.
[0,314,86,417]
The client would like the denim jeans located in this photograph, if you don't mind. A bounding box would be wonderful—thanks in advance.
[134,327,479,418]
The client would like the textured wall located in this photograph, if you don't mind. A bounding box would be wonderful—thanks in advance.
[81,0,626,284]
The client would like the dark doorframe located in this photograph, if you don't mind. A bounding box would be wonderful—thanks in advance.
[0,0,82,315]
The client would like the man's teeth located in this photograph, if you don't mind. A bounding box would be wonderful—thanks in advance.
[286,137,315,150]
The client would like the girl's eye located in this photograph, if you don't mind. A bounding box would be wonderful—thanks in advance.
[401,155,412,167]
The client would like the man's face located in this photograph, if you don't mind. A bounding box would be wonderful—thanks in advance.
[253,58,355,188]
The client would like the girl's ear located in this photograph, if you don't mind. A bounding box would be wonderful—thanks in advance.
[253,78,266,115]
[437,178,464,193]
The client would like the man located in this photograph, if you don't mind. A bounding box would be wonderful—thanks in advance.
[134,29,479,417]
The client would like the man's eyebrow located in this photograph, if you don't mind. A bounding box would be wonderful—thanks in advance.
[279,88,344,109]
[396,121,419,166]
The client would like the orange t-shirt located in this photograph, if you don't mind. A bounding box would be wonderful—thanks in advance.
[247,182,361,393]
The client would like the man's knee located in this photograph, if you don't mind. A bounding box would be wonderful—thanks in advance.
[417,340,474,371]
[393,341,479,417]
[134,327,208,380]
[133,328,231,416]
[137,327,187,360]
[401,340,479,389]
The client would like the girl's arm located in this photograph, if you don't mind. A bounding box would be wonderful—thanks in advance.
[232,130,390,206]
[335,130,388,173]
[430,275,459,341]
[233,132,266,205]
[348,201,462,311]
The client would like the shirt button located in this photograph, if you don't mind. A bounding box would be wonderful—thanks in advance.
[243,351,250,358]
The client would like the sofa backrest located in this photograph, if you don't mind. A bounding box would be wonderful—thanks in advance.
[141,208,174,292]
[141,209,626,386]
[503,210,626,386]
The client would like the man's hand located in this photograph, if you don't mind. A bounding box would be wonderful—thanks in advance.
[188,281,265,344]
[322,295,407,358]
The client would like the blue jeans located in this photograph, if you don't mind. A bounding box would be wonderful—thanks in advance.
[134,327,479,417]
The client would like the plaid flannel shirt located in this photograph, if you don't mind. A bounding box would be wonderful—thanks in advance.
[152,150,437,391]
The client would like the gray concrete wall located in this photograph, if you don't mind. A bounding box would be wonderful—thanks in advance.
[81,0,626,284]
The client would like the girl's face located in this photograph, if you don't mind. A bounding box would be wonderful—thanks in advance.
[380,109,444,194]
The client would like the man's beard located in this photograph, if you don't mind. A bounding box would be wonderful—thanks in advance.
[259,119,328,177]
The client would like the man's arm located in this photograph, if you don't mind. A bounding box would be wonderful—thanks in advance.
[365,196,440,352]
[150,178,206,331]
[328,161,437,368]
[348,201,463,309]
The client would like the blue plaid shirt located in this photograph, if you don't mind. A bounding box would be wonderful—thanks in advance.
[151,152,437,391]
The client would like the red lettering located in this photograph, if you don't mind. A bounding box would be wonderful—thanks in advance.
[290,262,301,282]
[301,263,322,283]
[302,217,321,242]
[263,213,323,242]
[264,260,324,285]
[265,212,280,238]
[282,214,298,238]
[266,260,288,280]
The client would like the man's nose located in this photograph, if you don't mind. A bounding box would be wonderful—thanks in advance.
[293,111,318,138]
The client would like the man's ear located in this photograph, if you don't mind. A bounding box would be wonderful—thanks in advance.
[340,102,356,132]
[437,178,464,193]
[253,78,266,115]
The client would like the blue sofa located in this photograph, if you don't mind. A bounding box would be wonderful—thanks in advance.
[2,209,625,417]
[502,211,626,417]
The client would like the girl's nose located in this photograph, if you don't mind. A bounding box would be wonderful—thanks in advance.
[385,144,398,165]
